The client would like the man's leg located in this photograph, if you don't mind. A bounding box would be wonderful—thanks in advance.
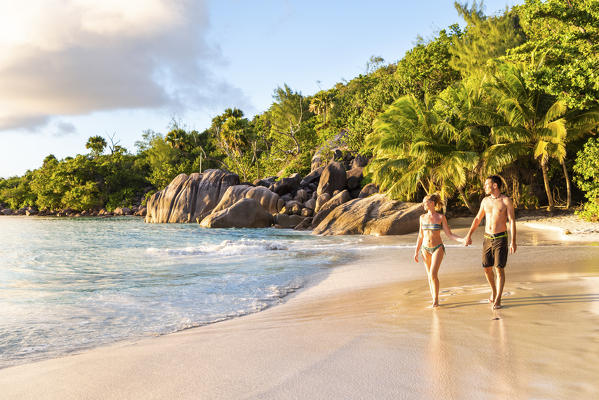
[483,267,496,303]
[494,267,505,309]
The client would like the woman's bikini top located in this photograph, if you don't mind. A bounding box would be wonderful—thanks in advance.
[422,223,442,231]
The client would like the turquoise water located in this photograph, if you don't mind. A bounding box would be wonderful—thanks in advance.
[0,217,367,368]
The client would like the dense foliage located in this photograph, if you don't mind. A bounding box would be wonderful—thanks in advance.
[2,0,599,218]
[573,138,599,221]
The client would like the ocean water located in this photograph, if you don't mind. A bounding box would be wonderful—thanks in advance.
[0,216,372,369]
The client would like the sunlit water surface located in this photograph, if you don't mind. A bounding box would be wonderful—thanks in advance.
[0,216,383,368]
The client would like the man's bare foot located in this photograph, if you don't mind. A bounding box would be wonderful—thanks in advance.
[432,301,440,308]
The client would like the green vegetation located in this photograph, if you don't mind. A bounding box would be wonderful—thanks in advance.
[2,1,599,219]
[573,138,599,221]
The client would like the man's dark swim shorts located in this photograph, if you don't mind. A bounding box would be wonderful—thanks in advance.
[482,231,508,268]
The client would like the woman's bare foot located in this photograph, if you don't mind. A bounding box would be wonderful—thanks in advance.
[432,301,440,308]
[492,302,502,309]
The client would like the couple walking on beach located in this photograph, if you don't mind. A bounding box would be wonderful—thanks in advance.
[414,176,517,309]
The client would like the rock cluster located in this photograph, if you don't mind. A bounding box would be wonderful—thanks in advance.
[1,154,423,236]
[142,155,422,236]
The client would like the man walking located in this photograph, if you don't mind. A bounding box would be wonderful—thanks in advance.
[465,176,517,309]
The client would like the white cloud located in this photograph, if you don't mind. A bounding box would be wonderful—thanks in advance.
[0,0,245,132]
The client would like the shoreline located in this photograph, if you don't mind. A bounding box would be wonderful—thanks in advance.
[1,219,599,399]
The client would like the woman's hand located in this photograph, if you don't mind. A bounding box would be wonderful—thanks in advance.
[413,250,419,263]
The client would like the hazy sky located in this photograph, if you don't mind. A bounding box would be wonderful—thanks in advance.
[0,0,522,178]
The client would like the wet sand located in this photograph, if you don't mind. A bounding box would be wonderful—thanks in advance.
[1,220,598,399]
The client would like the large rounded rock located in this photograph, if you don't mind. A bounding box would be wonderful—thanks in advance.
[300,208,313,217]
[358,183,379,198]
[351,154,368,169]
[316,161,346,197]
[199,198,273,228]
[312,194,424,236]
[253,176,277,187]
[311,190,352,227]
[294,189,309,203]
[145,170,240,223]
[300,167,324,187]
[274,213,306,229]
[314,193,331,213]
[346,167,363,190]
[304,198,316,210]
[211,185,252,212]
[294,217,313,231]
[271,175,301,196]
[212,185,282,215]
[282,201,303,215]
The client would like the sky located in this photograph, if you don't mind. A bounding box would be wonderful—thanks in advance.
[0,0,522,178]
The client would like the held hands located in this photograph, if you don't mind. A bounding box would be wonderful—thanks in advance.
[464,235,472,246]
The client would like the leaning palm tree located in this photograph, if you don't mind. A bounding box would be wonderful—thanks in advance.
[484,62,571,211]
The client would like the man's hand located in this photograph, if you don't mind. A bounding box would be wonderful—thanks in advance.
[510,242,517,254]
[465,236,472,246]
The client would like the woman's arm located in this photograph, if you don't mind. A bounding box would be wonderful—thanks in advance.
[442,215,463,243]
[414,216,424,262]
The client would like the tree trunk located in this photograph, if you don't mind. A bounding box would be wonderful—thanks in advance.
[511,174,520,209]
[458,186,476,214]
[561,160,571,209]
[541,160,554,211]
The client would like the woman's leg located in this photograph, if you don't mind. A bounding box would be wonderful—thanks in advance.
[429,248,445,307]
[422,251,434,301]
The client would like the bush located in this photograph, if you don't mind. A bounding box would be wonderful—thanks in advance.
[573,137,599,221]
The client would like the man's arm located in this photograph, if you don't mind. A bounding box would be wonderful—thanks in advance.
[465,199,486,246]
[506,197,517,254]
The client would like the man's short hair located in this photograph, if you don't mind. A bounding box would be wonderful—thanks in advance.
[487,175,503,190]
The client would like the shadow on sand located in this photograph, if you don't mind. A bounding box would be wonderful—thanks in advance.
[440,293,599,309]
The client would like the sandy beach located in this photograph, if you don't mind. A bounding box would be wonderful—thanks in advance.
[1,217,598,399]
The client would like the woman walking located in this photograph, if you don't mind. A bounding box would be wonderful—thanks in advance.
[414,194,464,308]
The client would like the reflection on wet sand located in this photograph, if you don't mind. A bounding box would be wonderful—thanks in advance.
[426,311,454,399]
[488,311,520,399]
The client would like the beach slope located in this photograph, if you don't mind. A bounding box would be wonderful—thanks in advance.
[1,221,598,399]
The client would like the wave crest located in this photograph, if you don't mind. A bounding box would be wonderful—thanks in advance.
[146,239,288,257]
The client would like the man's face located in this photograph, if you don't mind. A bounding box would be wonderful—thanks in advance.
[484,179,493,195]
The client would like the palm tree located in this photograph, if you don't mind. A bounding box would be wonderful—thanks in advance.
[309,91,335,124]
[485,62,572,211]
[85,136,107,157]
[165,129,188,151]
[366,93,479,210]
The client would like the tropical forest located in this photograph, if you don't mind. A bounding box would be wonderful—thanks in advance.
[2,0,599,220]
